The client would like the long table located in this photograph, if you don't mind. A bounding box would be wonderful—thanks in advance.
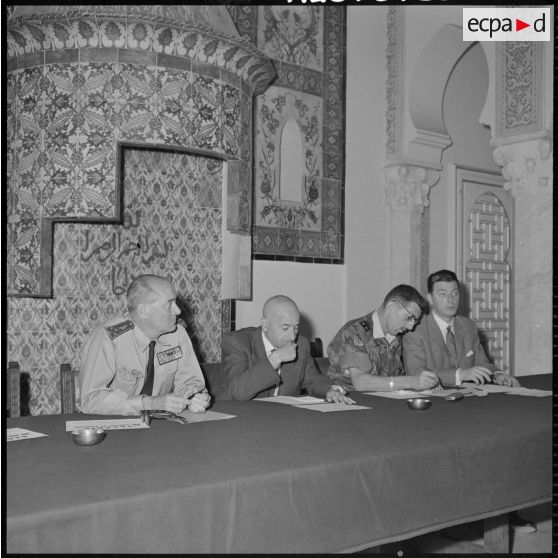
[6,375,551,553]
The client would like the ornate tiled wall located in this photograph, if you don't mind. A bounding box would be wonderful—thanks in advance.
[6,7,275,415]
[229,6,346,262]
[6,60,246,295]
[8,149,224,414]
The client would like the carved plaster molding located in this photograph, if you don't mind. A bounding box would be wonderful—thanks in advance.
[492,137,552,197]
[495,42,543,140]
[405,130,452,171]
[385,6,404,160]
[383,164,440,213]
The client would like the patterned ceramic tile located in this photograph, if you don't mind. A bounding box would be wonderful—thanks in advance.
[257,7,323,71]
[227,6,258,44]
[7,58,246,295]
[252,226,279,254]
[254,86,323,231]
[7,147,226,414]
[251,8,345,261]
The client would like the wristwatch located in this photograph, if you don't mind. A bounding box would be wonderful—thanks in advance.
[330,384,348,396]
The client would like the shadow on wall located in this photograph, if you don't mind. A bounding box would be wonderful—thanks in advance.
[298,313,316,342]
[175,295,203,359]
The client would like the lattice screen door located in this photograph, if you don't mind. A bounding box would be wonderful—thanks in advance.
[455,167,514,374]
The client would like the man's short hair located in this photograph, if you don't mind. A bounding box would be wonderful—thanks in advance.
[427,269,459,293]
[382,284,428,315]
[126,274,162,312]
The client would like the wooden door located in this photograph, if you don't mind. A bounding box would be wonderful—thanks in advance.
[455,166,514,373]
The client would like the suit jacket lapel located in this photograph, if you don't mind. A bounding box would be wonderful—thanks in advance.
[252,327,270,361]
[427,313,447,356]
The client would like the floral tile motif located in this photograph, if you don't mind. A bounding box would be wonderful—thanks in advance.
[7,147,226,415]
[244,7,345,261]
[257,6,323,71]
[254,86,323,231]
[8,60,240,295]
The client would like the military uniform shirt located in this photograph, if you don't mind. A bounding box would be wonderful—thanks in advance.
[326,311,404,390]
[79,316,205,415]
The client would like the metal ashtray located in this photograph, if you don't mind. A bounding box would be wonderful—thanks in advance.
[71,428,107,446]
[406,398,432,410]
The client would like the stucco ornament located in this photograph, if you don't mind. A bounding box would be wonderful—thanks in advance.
[493,137,552,196]
[383,164,440,213]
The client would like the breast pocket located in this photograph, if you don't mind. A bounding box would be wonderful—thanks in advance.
[157,362,177,393]
[112,367,143,394]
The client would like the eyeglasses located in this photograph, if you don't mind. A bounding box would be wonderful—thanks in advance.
[397,301,421,325]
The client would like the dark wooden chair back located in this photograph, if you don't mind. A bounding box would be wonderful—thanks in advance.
[200,362,224,400]
[60,363,79,414]
[7,361,21,417]
[310,338,323,358]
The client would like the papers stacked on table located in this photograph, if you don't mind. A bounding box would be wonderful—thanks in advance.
[7,428,48,442]
[259,395,370,412]
[65,418,149,431]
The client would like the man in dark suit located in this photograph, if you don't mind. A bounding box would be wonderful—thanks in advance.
[221,295,354,403]
[402,269,519,388]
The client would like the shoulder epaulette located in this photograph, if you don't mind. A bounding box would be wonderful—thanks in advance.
[359,320,371,332]
[105,320,134,340]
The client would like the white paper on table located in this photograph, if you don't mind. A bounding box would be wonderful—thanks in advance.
[505,387,552,397]
[7,428,48,441]
[176,410,236,422]
[65,418,149,432]
[258,395,325,406]
[474,384,513,393]
[296,403,371,412]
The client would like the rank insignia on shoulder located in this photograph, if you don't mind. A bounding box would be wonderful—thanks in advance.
[359,320,371,332]
[105,320,134,340]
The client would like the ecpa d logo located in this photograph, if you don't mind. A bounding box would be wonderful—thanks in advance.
[463,8,550,42]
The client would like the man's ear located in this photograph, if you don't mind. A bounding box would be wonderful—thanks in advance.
[261,318,268,332]
[136,302,148,319]
[426,293,433,307]
[385,299,396,312]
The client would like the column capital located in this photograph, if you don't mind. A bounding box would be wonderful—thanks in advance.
[383,164,440,213]
[492,137,552,197]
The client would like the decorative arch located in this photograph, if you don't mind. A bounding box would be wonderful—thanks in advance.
[407,24,483,168]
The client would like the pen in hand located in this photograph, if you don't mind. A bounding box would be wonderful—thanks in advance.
[187,388,206,401]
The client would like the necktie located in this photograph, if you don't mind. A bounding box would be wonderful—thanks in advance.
[140,340,156,396]
[446,325,458,368]
[269,349,282,396]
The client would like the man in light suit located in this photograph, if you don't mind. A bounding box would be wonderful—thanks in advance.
[403,269,535,533]
[402,269,519,388]
[221,295,354,403]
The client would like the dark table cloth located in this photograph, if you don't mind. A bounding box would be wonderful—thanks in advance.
[6,375,551,553]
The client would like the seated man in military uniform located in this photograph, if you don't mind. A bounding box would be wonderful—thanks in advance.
[327,284,439,392]
[79,274,210,415]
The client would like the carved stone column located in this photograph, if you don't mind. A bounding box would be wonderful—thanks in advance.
[384,164,440,289]
[493,137,553,374]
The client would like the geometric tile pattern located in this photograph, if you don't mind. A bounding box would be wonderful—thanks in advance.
[7,148,224,416]
[228,7,345,262]
[465,193,512,373]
